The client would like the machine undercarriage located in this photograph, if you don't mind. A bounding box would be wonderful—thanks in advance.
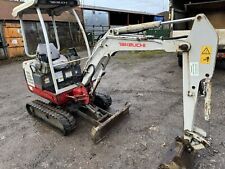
[26,100,76,136]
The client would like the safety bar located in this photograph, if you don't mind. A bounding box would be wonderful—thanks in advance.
[19,18,36,57]
[36,7,59,93]
[161,16,195,25]
[53,56,89,67]
[72,9,91,58]
[52,15,60,51]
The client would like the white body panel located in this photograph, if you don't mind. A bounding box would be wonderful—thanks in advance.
[173,29,225,48]
[23,59,36,87]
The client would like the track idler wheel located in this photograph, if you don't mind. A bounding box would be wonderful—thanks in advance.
[158,137,195,169]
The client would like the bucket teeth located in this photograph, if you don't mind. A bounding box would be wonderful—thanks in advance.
[91,104,130,143]
[158,137,195,169]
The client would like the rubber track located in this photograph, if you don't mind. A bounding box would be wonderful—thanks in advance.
[26,100,76,135]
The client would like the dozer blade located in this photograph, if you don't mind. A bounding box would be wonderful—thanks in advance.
[91,104,130,143]
[158,137,195,169]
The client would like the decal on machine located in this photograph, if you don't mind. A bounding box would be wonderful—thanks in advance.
[200,46,212,64]
[24,61,35,87]
[119,42,146,48]
[65,71,73,78]
[190,62,199,76]
[55,71,64,83]
[25,70,35,87]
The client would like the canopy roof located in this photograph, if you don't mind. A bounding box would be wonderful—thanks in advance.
[12,0,79,17]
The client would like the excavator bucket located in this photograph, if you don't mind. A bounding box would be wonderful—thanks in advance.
[158,137,195,169]
[91,104,130,143]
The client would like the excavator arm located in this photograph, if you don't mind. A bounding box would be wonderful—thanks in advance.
[82,14,218,168]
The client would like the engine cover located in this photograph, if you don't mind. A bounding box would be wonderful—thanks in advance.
[23,59,82,93]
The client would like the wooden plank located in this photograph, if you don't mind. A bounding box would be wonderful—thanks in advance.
[4,23,21,28]
[3,27,22,38]
[5,38,23,48]
[7,47,24,58]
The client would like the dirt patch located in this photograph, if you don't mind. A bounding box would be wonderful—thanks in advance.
[0,51,225,169]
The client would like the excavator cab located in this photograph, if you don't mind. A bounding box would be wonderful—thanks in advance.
[30,43,82,93]
[13,0,84,96]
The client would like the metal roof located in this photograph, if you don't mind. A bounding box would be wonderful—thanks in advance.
[81,5,157,16]
[12,0,79,17]
[0,0,82,22]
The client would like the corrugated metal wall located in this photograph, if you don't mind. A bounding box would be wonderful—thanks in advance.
[171,0,225,30]
[0,22,7,59]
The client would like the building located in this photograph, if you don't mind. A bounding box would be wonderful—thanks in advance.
[0,0,84,59]
[81,5,164,45]
[0,1,167,59]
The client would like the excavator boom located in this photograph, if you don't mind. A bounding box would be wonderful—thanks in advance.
[82,14,218,168]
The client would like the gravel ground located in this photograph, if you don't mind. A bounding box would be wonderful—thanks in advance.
[0,51,225,169]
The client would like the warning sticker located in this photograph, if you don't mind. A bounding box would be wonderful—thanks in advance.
[200,46,212,64]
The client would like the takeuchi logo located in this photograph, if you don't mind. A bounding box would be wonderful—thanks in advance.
[119,42,146,48]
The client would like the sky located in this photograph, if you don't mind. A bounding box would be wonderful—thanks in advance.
[80,0,169,14]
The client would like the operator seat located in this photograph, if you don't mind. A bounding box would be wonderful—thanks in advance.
[37,43,68,70]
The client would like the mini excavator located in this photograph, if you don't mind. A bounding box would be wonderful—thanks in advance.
[13,0,218,168]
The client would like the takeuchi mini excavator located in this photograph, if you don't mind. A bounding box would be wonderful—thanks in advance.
[13,0,218,168]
